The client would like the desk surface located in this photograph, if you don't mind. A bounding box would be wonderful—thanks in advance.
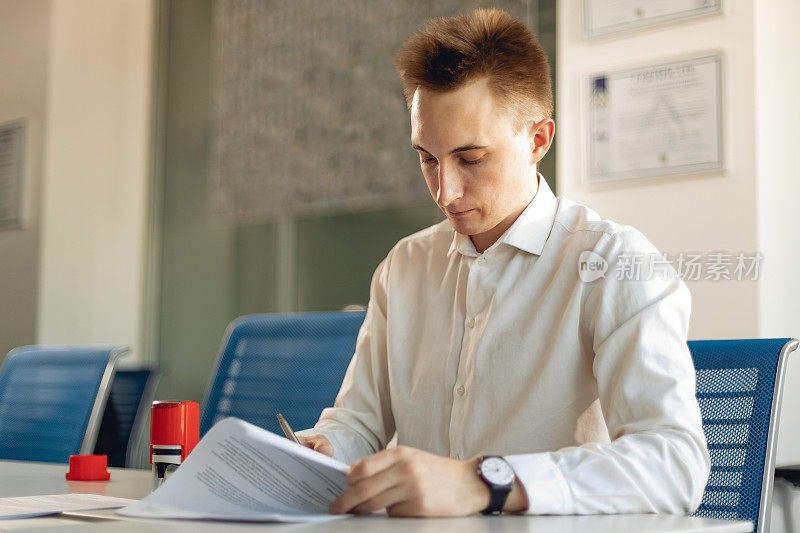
[0,460,753,533]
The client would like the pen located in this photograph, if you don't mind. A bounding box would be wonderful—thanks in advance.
[277,413,302,445]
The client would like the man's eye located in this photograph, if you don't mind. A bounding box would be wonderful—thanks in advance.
[420,156,481,165]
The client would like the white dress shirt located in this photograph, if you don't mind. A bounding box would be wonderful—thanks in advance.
[297,174,710,515]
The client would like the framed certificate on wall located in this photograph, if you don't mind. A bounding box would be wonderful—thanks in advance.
[0,121,25,229]
[585,0,721,38]
[586,54,723,183]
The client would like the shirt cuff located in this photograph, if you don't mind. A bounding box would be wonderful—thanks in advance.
[504,453,572,514]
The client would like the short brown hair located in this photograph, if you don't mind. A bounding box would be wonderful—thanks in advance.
[394,8,553,129]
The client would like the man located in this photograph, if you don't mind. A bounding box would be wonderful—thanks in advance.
[296,8,710,518]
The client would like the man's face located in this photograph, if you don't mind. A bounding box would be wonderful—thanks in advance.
[410,77,553,252]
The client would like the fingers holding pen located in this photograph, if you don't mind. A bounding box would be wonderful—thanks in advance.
[297,435,335,457]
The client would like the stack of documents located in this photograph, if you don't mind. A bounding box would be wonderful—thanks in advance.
[118,417,351,522]
[0,494,137,520]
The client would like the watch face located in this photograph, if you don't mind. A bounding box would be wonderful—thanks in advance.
[480,457,515,486]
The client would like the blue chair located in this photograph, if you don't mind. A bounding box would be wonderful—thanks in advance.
[200,311,366,437]
[689,338,799,533]
[94,366,160,467]
[0,345,127,463]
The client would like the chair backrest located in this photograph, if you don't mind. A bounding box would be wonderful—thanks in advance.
[689,338,798,533]
[200,311,366,437]
[0,345,126,463]
[94,366,160,467]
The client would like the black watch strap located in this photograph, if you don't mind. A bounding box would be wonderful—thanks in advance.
[482,483,512,515]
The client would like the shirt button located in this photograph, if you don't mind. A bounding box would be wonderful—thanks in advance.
[477,256,487,265]
[466,317,475,328]
[457,385,465,396]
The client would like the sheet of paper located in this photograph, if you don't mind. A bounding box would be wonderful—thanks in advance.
[118,417,351,522]
[0,494,137,520]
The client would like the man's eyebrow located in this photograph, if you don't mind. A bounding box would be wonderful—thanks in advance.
[411,143,488,155]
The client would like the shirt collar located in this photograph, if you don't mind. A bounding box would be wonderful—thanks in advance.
[447,173,559,258]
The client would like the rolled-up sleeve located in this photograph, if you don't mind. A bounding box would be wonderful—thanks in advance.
[504,228,710,515]
[296,253,397,465]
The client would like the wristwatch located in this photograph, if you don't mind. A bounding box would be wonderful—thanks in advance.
[477,455,515,515]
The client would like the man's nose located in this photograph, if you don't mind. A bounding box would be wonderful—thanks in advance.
[437,164,463,207]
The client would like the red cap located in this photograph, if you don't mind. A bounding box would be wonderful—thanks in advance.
[65,454,110,481]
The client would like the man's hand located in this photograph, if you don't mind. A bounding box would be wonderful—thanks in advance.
[329,446,528,517]
[298,434,334,457]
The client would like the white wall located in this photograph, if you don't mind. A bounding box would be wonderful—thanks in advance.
[754,0,800,466]
[37,0,155,362]
[0,0,50,360]
[558,0,800,464]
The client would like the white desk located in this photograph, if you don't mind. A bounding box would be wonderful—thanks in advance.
[0,460,752,532]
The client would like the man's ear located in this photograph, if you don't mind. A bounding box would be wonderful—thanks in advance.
[528,118,556,165]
